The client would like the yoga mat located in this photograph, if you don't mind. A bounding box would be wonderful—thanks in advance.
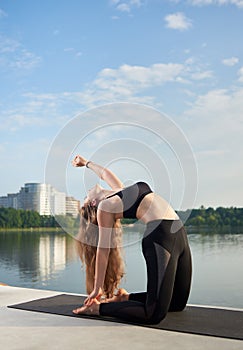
[8,294,243,341]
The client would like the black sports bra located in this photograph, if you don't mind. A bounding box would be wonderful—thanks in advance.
[106,181,153,219]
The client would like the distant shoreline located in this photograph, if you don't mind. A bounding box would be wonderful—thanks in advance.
[1,224,243,235]
[0,227,65,233]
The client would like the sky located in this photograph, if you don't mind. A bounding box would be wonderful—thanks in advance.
[0,0,243,209]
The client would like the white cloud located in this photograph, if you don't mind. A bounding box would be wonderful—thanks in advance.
[185,89,231,114]
[165,12,192,31]
[183,56,214,81]
[183,88,243,150]
[0,62,186,133]
[222,57,239,66]
[187,0,243,8]
[0,35,41,71]
[111,0,143,13]
[117,3,131,11]
[0,8,7,18]
[185,57,195,64]
[130,0,142,4]
[0,92,71,133]
[0,57,217,135]
[10,49,41,70]
[0,60,215,131]
[95,63,185,91]
[117,3,130,12]
[64,47,75,52]
[64,47,82,58]
[80,62,189,106]
[182,87,243,206]
[0,111,46,132]
[191,70,213,80]
[0,36,20,53]
[238,67,243,82]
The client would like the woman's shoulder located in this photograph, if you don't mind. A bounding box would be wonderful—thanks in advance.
[98,193,123,212]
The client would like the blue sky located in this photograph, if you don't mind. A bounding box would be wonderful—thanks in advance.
[0,0,243,209]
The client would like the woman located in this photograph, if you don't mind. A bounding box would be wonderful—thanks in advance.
[72,155,192,324]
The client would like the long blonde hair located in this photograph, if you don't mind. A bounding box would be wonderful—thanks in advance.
[76,204,125,298]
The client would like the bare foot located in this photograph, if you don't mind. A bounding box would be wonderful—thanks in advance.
[73,299,100,316]
[102,288,129,303]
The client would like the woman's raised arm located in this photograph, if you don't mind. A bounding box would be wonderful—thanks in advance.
[72,155,123,190]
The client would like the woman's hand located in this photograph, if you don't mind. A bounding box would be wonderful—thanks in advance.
[72,155,87,167]
[84,287,103,306]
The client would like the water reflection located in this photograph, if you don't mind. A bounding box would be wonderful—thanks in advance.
[38,235,69,280]
[188,233,243,308]
[0,230,243,308]
[0,231,77,287]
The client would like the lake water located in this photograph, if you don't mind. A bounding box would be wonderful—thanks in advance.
[0,226,243,309]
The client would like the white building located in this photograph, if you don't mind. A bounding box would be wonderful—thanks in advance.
[66,196,80,217]
[19,183,66,215]
[0,183,79,217]
[0,196,9,208]
[18,183,49,215]
[0,193,18,209]
[50,189,66,216]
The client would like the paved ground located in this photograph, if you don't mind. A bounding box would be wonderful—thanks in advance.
[0,285,242,350]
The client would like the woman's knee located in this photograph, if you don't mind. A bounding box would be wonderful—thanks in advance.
[145,309,168,325]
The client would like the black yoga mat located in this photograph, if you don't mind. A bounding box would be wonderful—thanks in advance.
[8,294,243,341]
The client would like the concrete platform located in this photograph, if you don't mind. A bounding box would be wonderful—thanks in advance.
[0,285,242,350]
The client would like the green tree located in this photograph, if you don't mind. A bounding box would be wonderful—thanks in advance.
[190,215,206,226]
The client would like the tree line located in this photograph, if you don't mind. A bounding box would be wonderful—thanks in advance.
[177,206,243,228]
[0,207,58,229]
[0,206,243,230]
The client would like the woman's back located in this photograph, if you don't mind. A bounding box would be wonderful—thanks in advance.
[137,192,179,223]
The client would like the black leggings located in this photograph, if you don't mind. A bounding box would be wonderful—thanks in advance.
[99,219,192,324]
